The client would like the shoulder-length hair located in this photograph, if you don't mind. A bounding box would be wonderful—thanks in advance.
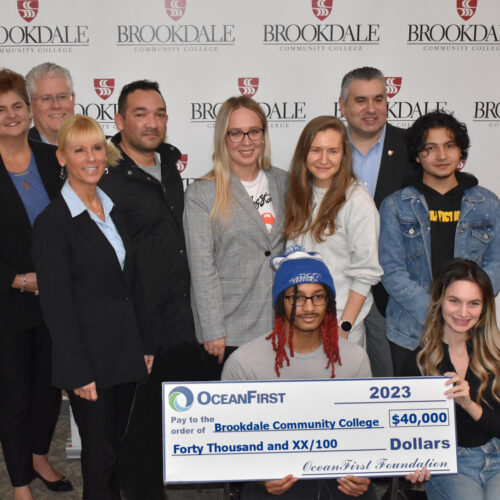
[417,258,500,406]
[201,95,271,221]
[285,116,354,242]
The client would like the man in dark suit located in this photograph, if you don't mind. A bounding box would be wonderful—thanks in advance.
[99,80,207,500]
[25,62,75,145]
[339,67,414,377]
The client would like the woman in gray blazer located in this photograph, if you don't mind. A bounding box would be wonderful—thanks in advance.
[184,96,287,374]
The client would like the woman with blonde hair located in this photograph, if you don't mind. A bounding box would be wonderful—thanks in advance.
[33,115,154,499]
[285,116,382,348]
[403,258,500,500]
[184,95,287,375]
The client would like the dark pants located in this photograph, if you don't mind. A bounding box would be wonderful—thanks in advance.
[69,382,136,500]
[0,325,61,487]
[389,341,414,377]
[365,302,394,377]
[119,342,223,499]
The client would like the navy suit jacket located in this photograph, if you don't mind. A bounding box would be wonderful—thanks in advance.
[33,195,154,390]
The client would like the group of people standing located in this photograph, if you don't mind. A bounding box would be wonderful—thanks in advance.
[0,62,498,500]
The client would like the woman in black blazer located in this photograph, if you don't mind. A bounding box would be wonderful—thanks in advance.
[33,115,155,500]
[0,69,72,500]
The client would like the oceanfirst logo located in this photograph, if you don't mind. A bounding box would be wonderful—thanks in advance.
[169,387,286,411]
[169,386,194,412]
[197,389,286,406]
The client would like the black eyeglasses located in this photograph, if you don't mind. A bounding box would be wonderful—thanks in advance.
[284,294,327,307]
[226,128,264,143]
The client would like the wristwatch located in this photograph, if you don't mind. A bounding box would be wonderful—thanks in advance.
[340,321,353,335]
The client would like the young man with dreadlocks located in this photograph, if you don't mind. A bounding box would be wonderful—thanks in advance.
[222,247,376,499]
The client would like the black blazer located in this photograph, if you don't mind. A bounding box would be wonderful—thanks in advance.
[373,123,415,209]
[0,139,61,332]
[32,194,155,390]
[372,123,417,314]
[28,126,43,143]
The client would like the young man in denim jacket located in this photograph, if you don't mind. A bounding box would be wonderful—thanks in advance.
[379,111,500,374]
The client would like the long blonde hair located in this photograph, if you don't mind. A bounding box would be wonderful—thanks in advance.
[417,259,500,406]
[201,96,271,221]
[284,116,354,242]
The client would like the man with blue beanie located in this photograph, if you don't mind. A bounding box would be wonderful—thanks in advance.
[222,246,375,499]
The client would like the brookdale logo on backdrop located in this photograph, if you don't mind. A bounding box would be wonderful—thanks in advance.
[473,99,500,127]
[333,77,448,128]
[116,0,235,53]
[262,0,380,52]
[74,79,118,132]
[176,154,196,190]
[190,77,306,128]
[407,0,500,52]
[0,0,89,54]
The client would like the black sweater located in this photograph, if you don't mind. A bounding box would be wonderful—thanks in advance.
[403,342,500,447]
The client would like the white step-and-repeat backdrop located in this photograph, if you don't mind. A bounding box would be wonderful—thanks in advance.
[3,0,499,193]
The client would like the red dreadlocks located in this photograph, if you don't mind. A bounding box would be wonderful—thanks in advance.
[266,297,341,378]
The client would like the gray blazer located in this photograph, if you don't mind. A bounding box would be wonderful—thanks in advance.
[184,167,288,346]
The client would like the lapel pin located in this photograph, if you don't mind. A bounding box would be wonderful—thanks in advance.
[388,149,394,156]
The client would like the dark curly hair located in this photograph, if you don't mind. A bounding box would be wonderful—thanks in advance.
[266,285,341,377]
[406,111,470,168]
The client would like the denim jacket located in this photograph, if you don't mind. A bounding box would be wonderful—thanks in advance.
[379,185,500,350]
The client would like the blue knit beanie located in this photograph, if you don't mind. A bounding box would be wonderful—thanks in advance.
[272,245,335,305]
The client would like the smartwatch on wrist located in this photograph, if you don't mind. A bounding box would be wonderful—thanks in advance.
[340,320,353,335]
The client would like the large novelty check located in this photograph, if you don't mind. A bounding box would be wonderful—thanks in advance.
[163,377,457,483]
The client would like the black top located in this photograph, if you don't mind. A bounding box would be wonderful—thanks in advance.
[28,126,43,143]
[412,171,478,276]
[99,133,195,349]
[403,343,500,447]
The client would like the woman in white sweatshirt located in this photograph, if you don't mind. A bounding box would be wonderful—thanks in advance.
[285,116,382,347]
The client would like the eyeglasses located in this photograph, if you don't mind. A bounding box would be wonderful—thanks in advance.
[31,93,74,106]
[284,294,327,307]
[226,128,264,143]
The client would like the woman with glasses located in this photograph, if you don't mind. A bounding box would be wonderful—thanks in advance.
[403,259,500,499]
[184,95,288,376]
[285,116,382,348]
[0,69,72,500]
